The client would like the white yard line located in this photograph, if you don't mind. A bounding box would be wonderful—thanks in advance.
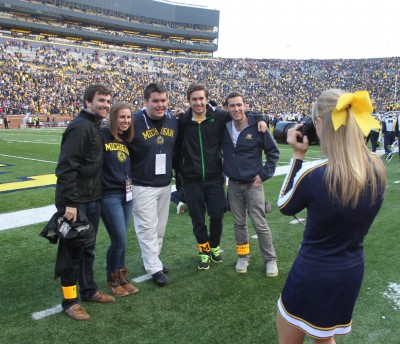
[1,139,60,145]
[132,274,152,283]
[0,154,58,163]
[290,218,306,225]
[0,205,57,231]
[31,305,63,320]
[383,282,400,311]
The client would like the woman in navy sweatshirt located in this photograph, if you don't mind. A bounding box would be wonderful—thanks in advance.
[100,102,138,297]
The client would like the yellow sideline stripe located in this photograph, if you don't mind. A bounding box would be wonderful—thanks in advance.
[0,174,56,192]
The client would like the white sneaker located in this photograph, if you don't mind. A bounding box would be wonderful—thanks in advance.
[266,261,278,277]
[235,257,249,273]
[177,202,185,214]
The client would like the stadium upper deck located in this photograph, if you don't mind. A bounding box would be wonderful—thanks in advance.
[0,0,219,56]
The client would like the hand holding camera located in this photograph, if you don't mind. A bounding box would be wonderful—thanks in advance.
[296,122,310,143]
[296,118,317,143]
[287,124,309,160]
[272,117,318,145]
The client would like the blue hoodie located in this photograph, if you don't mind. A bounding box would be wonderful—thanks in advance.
[128,109,178,187]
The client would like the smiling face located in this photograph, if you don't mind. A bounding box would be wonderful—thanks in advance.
[144,92,168,120]
[188,90,208,118]
[116,108,132,134]
[226,96,246,122]
[85,92,111,119]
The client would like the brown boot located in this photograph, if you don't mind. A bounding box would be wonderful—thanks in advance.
[107,272,129,297]
[118,267,139,294]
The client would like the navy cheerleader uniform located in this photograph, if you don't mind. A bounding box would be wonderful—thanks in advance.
[277,158,384,339]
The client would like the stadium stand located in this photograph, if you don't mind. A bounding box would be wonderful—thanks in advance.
[0,2,399,129]
[0,0,219,56]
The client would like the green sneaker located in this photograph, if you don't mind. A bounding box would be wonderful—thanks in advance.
[198,253,210,270]
[210,246,223,263]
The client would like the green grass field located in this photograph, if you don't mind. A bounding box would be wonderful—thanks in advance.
[0,128,399,344]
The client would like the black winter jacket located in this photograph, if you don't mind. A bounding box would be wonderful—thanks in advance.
[55,109,103,207]
[177,104,228,182]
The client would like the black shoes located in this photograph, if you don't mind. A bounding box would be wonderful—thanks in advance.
[152,271,171,287]
[198,252,211,270]
[210,246,223,263]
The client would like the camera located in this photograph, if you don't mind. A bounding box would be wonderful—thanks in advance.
[272,117,318,145]
[296,117,317,143]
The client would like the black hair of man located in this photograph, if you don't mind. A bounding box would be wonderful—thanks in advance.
[225,91,246,105]
[143,83,168,101]
[186,83,209,101]
[82,84,112,108]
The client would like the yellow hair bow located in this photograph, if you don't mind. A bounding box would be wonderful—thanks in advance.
[331,91,380,137]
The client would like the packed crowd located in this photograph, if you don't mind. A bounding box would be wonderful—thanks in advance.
[1,38,400,120]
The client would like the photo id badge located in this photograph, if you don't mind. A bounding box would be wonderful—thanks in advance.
[155,153,166,175]
[125,178,133,202]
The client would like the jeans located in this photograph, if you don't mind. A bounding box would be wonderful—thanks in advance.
[101,193,133,274]
[184,178,226,248]
[60,200,101,310]
[228,180,277,262]
[368,130,379,152]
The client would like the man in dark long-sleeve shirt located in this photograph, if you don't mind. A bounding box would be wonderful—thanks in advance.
[55,84,115,321]
[127,83,178,287]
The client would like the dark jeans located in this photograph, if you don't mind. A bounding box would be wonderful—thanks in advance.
[184,178,226,249]
[171,189,185,205]
[101,194,133,273]
[60,201,101,310]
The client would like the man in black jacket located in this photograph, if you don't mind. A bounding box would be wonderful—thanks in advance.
[176,84,267,270]
[55,84,115,321]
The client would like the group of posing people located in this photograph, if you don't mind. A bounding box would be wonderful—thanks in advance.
[53,83,386,344]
